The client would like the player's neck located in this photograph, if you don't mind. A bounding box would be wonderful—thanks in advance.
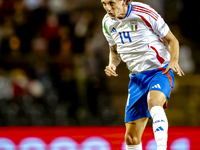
[117,5,129,19]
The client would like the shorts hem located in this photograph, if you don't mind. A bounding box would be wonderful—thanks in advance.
[124,116,151,123]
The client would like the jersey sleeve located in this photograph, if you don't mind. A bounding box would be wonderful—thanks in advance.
[150,11,169,38]
[133,3,169,38]
[102,14,116,46]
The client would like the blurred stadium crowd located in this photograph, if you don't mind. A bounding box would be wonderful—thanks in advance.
[0,0,115,126]
[0,0,199,126]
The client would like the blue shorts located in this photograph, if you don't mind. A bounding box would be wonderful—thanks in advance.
[125,64,174,123]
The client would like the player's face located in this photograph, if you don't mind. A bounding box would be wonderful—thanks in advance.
[101,0,128,19]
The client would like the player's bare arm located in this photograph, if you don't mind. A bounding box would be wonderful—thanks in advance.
[162,30,185,76]
[105,44,121,77]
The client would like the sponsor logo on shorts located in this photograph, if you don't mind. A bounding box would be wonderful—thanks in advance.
[152,84,161,89]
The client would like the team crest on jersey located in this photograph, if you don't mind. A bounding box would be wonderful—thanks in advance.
[130,19,138,31]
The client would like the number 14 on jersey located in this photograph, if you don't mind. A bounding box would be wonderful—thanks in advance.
[119,32,132,44]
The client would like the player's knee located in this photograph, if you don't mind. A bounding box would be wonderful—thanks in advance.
[147,98,156,110]
[147,98,163,111]
[147,91,166,111]
[125,134,141,145]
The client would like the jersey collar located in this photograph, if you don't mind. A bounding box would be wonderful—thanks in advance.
[124,3,133,19]
[111,3,133,21]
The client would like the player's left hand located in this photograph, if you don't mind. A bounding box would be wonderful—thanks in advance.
[163,61,185,76]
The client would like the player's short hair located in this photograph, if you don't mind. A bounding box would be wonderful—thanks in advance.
[118,0,131,5]
[126,0,131,5]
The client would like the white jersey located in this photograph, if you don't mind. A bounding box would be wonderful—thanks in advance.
[102,2,171,74]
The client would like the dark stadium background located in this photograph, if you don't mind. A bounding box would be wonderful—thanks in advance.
[0,0,200,149]
[0,0,199,127]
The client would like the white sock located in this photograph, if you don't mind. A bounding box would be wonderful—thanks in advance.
[126,143,142,150]
[150,106,168,150]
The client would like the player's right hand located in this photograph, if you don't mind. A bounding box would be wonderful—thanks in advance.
[104,64,118,77]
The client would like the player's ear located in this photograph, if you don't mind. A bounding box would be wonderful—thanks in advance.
[125,0,130,5]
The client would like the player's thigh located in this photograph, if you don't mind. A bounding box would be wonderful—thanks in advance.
[147,90,166,109]
[125,117,148,145]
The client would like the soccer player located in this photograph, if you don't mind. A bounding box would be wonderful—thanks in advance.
[101,0,184,150]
